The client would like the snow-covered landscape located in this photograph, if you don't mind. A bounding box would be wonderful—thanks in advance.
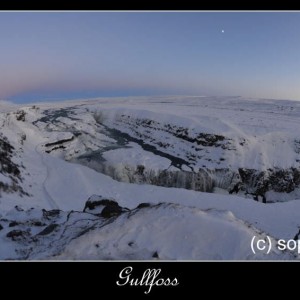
[1,95,300,260]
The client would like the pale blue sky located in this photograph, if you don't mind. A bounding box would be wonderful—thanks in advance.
[0,11,300,102]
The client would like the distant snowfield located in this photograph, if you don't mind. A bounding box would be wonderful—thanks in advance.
[1,96,300,260]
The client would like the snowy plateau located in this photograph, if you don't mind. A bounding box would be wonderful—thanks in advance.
[0,95,300,260]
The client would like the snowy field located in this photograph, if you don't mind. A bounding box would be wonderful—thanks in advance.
[1,96,300,260]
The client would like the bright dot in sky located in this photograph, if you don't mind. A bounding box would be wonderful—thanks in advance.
[221,30,225,33]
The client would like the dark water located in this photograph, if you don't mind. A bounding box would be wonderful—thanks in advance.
[33,107,81,125]
[95,123,190,169]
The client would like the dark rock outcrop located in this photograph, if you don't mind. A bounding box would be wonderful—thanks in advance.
[37,224,59,236]
[235,167,300,202]
[83,195,129,218]
[0,134,29,197]
[101,203,123,218]
[9,221,19,227]
[15,110,26,122]
[136,203,151,209]
[42,209,60,219]
[6,230,30,241]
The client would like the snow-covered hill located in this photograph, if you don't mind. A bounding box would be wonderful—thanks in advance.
[1,96,300,260]
[2,197,292,260]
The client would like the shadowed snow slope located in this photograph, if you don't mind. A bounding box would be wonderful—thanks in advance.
[0,201,292,260]
[56,203,283,260]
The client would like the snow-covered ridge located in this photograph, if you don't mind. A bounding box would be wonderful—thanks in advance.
[0,196,293,260]
[87,105,300,201]
[99,107,300,171]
